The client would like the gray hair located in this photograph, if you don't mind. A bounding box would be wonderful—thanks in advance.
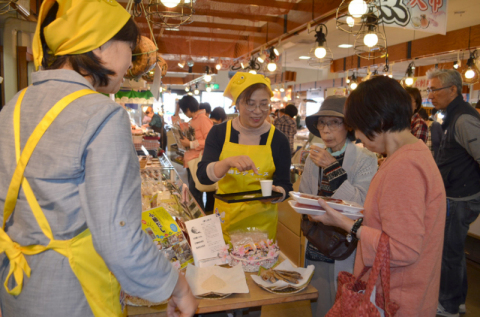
[426,69,463,95]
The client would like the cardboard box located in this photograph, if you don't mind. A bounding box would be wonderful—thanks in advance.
[277,222,302,267]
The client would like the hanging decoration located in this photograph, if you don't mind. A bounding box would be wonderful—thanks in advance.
[353,9,387,60]
[335,0,369,34]
[146,0,195,29]
[125,36,158,79]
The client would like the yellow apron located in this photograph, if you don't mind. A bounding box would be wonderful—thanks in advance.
[0,88,126,316]
[214,120,278,244]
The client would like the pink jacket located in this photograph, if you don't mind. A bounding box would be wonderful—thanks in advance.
[354,140,446,317]
[183,110,213,167]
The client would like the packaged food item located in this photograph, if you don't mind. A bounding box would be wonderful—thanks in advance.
[219,230,280,272]
[141,207,194,270]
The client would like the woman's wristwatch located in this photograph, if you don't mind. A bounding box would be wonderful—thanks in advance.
[347,217,363,243]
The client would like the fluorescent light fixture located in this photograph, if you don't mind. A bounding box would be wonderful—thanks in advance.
[299,56,310,60]
[338,44,353,48]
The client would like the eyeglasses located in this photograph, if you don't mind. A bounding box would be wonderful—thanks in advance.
[317,119,344,130]
[426,86,452,94]
[245,100,270,112]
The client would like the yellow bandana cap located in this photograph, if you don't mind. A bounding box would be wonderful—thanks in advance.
[32,0,131,70]
[223,72,273,106]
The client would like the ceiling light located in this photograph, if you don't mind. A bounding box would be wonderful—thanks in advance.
[314,24,328,59]
[348,0,368,18]
[267,62,277,72]
[338,44,353,48]
[274,47,280,56]
[249,70,257,74]
[194,84,199,95]
[204,66,212,82]
[463,50,479,83]
[453,61,459,69]
[162,0,181,8]
[215,61,222,70]
[187,92,193,96]
[185,86,189,92]
[257,52,267,63]
[206,84,212,92]
[349,72,358,90]
[346,16,355,27]
[405,62,415,86]
[178,60,185,68]
[299,56,311,60]
[364,32,378,47]
[267,47,277,72]
[280,86,285,92]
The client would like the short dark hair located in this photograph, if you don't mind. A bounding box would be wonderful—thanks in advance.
[285,104,298,117]
[236,83,270,105]
[179,95,199,113]
[344,76,412,141]
[210,107,227,122]
[405,87,423,113]
[199,102,212,114]
[279,108,285,114]
[40,2,140,88]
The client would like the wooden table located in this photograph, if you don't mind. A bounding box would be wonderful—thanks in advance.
[127,272,318,317]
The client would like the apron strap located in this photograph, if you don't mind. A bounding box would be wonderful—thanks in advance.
[4,88,97,230]
[224,120,232,146]
[1,88,97,296]
[265,124,275,147]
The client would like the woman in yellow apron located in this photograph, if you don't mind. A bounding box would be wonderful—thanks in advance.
[197,73,293,244]
[0,1,196,316]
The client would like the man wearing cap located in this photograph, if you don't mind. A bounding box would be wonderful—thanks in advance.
[197,73,293,244]
[274,104,298,155]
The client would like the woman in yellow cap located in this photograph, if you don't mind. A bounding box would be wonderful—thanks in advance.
[0,1,196,316]
[197,73,293,243]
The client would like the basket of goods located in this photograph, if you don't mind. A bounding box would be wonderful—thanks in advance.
[125,36,157,79]
[219,231,279,272]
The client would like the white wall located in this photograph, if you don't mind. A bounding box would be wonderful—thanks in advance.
[2,17,36,102]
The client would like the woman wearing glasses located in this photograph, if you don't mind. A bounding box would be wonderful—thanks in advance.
[197,73,292,243]
[299,95,377,317]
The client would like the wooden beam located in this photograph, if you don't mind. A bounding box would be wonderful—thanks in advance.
[145,29,249,42]
[166,61,218,74]
[156,38,249,58]
[331,24,480,73]
[122,3,280,23]
[210,0,295,10]
[136,20,263,34]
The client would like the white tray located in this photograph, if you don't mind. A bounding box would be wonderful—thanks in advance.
[288,200,363,220]
[289,191,363,214]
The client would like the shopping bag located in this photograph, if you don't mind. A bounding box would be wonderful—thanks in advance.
[326,232,399,317]
[187,155,217,192]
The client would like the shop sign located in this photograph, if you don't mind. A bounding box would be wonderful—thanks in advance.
[375,0,448,35]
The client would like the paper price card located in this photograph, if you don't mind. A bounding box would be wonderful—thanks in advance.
[185,214,226,267]
[141,207,194,270]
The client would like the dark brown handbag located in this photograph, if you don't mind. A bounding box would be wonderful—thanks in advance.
[301,215,358,260]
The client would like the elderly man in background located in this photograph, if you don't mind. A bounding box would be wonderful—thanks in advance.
[274,104,298,155]
[428,69,480,317]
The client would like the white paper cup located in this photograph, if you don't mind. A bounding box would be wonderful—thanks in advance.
[311,143,326,150]
[260,180,273,197]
